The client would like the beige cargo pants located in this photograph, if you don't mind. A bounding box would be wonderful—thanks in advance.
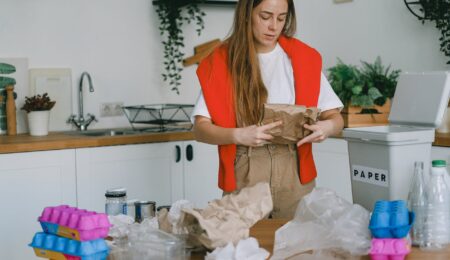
[229,144,315,219]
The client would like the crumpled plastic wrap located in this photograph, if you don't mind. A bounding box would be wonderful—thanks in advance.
[260,104,320,144]
[271,188,371,260]
[205,237,269,260]
[179,182,273,249]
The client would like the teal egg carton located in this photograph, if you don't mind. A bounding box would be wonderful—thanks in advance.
[29,232,109,260]
[369,200,415,238]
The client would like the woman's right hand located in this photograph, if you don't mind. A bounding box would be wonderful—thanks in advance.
[234,121,282,147]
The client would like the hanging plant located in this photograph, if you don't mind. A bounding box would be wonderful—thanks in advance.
[155,0,206,94]
[405,0,450,64]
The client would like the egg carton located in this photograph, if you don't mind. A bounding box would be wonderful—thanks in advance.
[369,200,415,238]
[29,232,108,260]
[369,238,411,260]
[39,205,111,241]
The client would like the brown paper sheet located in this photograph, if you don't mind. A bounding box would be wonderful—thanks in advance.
[179,182,273,249]
[260,104,320,144]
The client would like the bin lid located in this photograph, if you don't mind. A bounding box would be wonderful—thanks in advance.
[389,71,450,127]
[343,72,449,143]
[342,125,434,142]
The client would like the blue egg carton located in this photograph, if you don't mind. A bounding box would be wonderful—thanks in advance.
[369,200,415,238]
[29,232,109,260]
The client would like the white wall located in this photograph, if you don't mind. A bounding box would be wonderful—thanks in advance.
[0,0,447,131]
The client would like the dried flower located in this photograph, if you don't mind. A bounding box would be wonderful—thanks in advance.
[21,93,56,113]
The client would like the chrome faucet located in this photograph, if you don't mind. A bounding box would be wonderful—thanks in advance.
[67,72,97,131]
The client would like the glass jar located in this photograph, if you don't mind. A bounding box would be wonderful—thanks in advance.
[105,187,127,216]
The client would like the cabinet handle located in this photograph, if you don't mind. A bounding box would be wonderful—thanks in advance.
[175,145,181,163]
[186,144,194,161]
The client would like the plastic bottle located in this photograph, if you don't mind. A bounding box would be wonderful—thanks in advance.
[407,161,426,246]
[421,160,450,250]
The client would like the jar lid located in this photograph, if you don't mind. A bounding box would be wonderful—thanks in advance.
[105,187,127,197]
[432,160,447,167]
[157,205,171,212]
[134,200,156,206]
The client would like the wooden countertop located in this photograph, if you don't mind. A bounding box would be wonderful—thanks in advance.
[0,130,195,154]
[248,219,450,260]
[0,129,448,154]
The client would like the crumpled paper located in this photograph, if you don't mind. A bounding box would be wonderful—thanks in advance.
[205,237,269,260]
[179,182,273,249]
[271,188,371,260]
[260,104,320,144]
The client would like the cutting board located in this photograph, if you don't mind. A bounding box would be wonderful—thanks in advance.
[0,58,29,134]
[29,68,72,131]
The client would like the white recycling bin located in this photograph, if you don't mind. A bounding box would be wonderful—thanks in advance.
[343,71,450,211]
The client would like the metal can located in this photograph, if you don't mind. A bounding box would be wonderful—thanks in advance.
[135,201,156,223]
[105,187,127,216]
[157,205,171,212]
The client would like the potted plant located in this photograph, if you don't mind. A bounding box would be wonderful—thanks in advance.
[327,57,401,127]
[154,0,206,94]
[21,93,56,136]
[405,0,450,64]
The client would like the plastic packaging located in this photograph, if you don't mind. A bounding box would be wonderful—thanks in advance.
[271,188,371,260]
[421,160,450,250]
[29,232,109,260]
[38,205,111,241]
[127,224,186,260]
[407,161,427,246]
[369,238,411,260]
[105,187,127,216]
[369,200,414,238]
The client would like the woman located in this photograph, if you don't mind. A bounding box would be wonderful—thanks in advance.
[192,0,344,219]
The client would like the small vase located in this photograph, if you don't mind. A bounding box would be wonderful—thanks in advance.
[27,110,50,136]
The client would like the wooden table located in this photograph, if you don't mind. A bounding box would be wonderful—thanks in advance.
[193,219,450,259]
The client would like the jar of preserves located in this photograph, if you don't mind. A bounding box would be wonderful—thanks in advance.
[105,187,127,216]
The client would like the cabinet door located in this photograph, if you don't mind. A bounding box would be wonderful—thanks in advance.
[0,149,76,260]
[313,138,353,202]
[183,141,221,208]
[76,143,180,213]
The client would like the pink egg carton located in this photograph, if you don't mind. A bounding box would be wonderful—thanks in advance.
[39,205,111,241]
[369,238,411,260]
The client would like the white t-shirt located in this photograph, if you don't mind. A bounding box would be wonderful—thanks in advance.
[191,43,343,122]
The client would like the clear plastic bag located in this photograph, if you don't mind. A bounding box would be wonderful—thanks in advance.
[271,188,371,260]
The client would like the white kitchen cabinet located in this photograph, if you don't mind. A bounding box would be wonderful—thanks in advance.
[313,138,353,202]
[76,141,221,213]
[0,149,76,260]
[179,140,221,208]
[76,143,179,213]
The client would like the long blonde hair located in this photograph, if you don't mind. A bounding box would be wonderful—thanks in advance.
[226,0,296,126]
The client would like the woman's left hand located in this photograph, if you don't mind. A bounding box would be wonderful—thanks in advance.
[296,109,344,147]
[296,121,332,147]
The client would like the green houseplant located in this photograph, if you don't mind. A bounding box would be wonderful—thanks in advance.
[405,0,450,64]
[21,93,56,136]
[328,57,400,110]
[155,0,206,94]
[328,57,401,127]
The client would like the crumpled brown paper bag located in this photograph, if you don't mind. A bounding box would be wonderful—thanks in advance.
[260,104,320,144]
[178,182,273,250]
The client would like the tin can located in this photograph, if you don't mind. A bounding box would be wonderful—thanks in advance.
[157,205,171,212]
[135,201,156,223]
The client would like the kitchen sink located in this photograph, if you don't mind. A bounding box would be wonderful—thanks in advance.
[64,129,140,137]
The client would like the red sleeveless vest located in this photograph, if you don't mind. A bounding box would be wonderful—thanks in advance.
[197,36,322,192]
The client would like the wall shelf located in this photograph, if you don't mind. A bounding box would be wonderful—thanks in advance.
[152,0,236,6]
